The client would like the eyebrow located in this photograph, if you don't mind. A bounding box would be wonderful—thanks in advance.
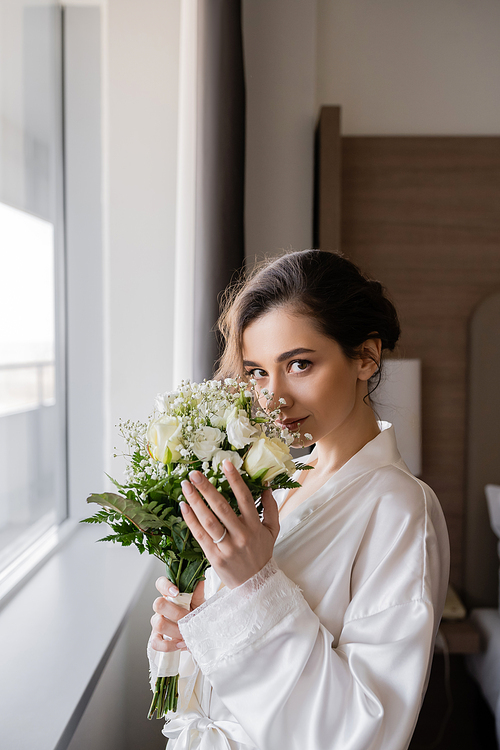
[243,348,315,368]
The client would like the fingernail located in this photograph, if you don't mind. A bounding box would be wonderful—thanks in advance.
[189,470,202,484]
[168,586,178,596]
[181,480,193,495]
[222,459,235,473]
[176,641,186,649]
[179,500,190,514]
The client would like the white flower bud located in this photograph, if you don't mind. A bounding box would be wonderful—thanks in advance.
[243,436,296,481]
[147,415,183,463]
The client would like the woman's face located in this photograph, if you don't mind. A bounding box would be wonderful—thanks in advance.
[241,308,377,448]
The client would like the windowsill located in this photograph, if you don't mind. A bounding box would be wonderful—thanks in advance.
[0,517,77,606]
[0,523,153,750]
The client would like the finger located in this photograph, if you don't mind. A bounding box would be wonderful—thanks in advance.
[150,613,182,640]
[181,479,227,541]
[152,596,191,622]
[222,460,261,526]
[149,633,186,652]
[156,576,179,597]
[179,500,220,558]
[183,475,239,538]
[261,489,280,540]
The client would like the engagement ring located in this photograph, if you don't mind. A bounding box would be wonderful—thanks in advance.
[212,528,227,545]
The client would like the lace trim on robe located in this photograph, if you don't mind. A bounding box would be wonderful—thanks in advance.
[178,558,307,675]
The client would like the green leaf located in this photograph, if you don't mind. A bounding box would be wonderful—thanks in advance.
[179,550,202,562]
[97,534,120,543]
[86,492,166,531]
[250,467,269,482]
[179,559,209,593]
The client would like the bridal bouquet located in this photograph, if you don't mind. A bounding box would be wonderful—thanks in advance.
[82,378,311,719]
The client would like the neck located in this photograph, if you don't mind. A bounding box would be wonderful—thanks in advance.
[312,389,380,476]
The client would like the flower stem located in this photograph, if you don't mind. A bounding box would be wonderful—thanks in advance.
[148,675,180,720]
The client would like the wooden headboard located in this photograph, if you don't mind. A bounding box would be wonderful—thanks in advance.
[317,106,500,605]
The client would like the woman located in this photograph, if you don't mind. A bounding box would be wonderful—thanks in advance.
[148,250,450,750]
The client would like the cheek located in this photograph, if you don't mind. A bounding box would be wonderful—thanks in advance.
[313,368,358,410]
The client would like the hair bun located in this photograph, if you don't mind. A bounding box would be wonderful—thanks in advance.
[368,279,383,293]
[216,249,401,385]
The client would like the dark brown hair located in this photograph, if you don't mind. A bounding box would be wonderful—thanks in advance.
[216,249,400,394]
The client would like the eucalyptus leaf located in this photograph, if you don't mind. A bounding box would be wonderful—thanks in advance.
[86,492,166,531]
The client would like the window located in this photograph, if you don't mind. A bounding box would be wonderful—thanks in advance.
[0,0,66,580]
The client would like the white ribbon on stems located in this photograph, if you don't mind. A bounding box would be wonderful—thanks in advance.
[162,711,254,750]
[154,592,193,677]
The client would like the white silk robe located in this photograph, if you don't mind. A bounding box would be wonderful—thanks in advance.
[148,422,450,750]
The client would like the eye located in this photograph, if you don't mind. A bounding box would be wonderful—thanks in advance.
[246,368,267,380]
[288,359,311,374]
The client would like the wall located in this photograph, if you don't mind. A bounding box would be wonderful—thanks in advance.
[243,0,500,265]
[66,561,166,750]
[105,0,180,472]
[316,0,500,135]
[242,0,317,264]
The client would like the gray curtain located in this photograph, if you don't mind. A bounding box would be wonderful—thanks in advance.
[193,0,246,381]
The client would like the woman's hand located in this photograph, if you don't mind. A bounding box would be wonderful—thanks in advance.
[150,579,205,652]
[179,459,280,590]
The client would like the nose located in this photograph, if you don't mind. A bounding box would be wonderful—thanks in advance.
[261,374,293,413]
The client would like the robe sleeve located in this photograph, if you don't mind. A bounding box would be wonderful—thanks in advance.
[178,557,438,750]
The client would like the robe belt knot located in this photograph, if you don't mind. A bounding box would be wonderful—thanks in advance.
[163,710,254,750]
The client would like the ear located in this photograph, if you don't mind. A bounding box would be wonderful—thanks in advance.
[357,337,382,382]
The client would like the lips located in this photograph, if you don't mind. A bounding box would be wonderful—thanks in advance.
[276,417,308,431]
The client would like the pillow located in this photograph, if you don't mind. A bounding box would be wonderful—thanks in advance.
[485,485,500,609]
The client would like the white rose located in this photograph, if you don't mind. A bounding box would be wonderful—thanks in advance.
[243,436,296,481]
[147,415,183,463]
[212,449,243,473]
[226,407,259,449]
[205,401,230,429]
[192,426,223,460]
